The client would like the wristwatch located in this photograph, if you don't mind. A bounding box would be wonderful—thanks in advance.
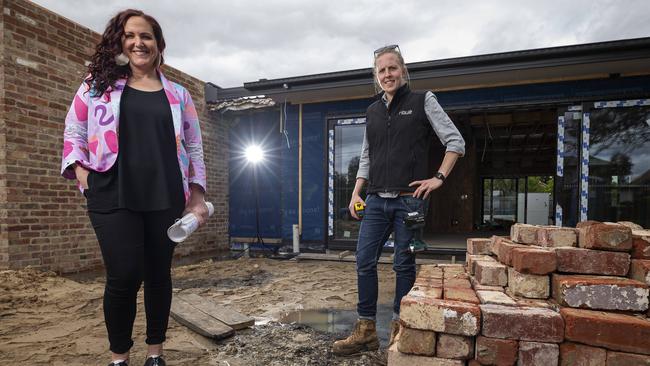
[434,171,446,182]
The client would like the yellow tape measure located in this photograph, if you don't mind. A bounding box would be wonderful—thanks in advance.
[354,202,365,218]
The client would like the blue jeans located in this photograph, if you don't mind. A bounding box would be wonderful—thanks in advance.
[356,194,427,318]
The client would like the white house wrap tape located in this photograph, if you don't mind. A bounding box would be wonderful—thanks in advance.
[555,115,565,226]
[580,113,590,222]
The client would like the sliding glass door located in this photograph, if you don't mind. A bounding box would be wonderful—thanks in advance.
[327,117,366,245]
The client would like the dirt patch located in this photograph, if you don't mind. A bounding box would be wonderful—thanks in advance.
[174,268,272,290]
[0,257,397,365]
[210,322,386,366]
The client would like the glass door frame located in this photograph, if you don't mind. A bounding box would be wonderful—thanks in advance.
[554,99,650,227]
[325,114,367,250]
[582,98,650,225]
[480,177,520,229]
[554,105,583,227]
[482,176,555,228]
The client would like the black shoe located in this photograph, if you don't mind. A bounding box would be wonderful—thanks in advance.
[144,356,166,366]
[107,362,128,366]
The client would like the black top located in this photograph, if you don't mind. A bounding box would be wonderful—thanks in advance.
[86,85,184,212]
[365,84,432,194]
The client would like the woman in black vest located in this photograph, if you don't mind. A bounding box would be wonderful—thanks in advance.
[333,45,465,355]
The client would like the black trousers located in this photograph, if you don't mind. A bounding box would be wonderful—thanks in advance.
[88,206,182,354]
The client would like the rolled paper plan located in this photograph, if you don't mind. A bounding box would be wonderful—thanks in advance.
[167,202,214,243]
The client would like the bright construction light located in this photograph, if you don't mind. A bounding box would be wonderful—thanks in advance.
[245,145,264,163]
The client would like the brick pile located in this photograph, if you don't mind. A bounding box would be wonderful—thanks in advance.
[389,263,479,365]
[388,221,650,365]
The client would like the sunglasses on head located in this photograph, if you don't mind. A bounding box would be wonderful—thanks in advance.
[373,44,401,57]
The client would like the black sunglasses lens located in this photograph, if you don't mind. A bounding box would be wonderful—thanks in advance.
[374,45,400,56]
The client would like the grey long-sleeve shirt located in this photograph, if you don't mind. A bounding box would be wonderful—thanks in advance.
[356,91,465,197]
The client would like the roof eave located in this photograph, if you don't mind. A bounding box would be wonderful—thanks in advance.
[209,37,650,103]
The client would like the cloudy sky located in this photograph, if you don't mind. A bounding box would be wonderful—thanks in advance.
[32,0,650,88]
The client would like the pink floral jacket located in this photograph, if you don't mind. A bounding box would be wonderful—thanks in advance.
[61,71,206,203]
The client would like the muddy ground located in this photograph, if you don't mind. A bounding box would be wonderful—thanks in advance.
[0,256,400,365]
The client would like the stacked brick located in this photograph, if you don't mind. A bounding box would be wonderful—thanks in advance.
[389,221,650,365]
[469,222,650,365]
[389,264,480,365]
[464,229,565,366]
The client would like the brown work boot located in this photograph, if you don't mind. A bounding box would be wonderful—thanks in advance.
[388,319,400,347]
[332,319,380,355]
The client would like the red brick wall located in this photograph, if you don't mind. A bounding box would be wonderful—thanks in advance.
[0,0,7,268]
[0,0,228,272]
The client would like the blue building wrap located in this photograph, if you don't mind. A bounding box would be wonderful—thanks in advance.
[228,109,283,239]
[230,99,373,243]
[280,104,299,241]
[435,75,650,108]
[289,99,373,242]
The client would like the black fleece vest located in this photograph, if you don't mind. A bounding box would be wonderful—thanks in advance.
[366,85,432,194]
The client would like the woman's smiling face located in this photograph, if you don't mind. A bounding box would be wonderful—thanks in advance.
[121,16,159,72]
[375,52,406,96]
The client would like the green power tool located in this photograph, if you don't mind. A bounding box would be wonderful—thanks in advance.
[404,211,427,253]
[408,238,428,253]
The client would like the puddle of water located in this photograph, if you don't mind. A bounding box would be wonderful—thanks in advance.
[279,304,394,346]
[254,317,274,326]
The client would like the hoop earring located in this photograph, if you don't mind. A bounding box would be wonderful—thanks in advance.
[114,53,129,66]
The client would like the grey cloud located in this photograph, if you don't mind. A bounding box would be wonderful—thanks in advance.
[32,0,650,87]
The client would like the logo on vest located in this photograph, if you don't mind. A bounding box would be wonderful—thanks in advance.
[398,110,413,116]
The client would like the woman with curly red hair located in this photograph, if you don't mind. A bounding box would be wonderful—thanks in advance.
[60,9,208,366]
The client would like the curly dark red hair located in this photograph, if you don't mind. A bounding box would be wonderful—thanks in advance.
[85,9,166,97]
